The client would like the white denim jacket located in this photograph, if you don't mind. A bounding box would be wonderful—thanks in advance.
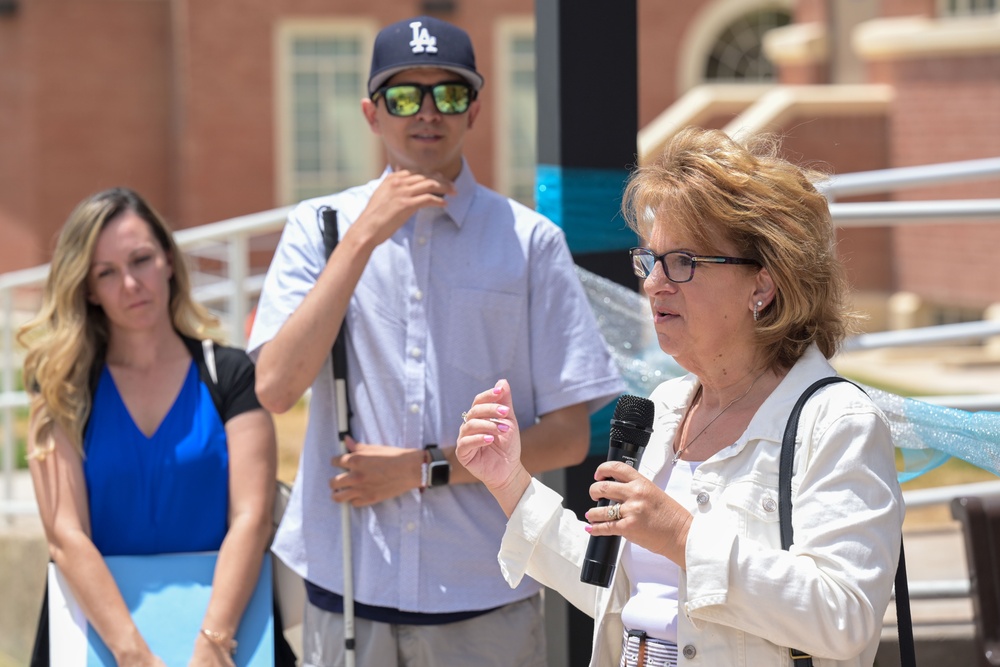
[499,345,905,666]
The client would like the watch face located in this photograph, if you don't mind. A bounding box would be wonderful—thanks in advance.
[429,460,450,486]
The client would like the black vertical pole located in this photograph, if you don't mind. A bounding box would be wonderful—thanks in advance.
[534,2,639,665]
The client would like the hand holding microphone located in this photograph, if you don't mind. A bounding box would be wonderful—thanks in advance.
[581,394,655,588]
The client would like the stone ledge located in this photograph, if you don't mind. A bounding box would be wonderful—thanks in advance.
[854,14,1000,60]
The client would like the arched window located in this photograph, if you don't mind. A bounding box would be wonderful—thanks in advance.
[704,10,791,82]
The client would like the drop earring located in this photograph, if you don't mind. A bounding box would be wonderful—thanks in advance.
[753,300,763,322]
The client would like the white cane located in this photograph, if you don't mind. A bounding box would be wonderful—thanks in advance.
[321,206,356,666]
[334,380,356,667]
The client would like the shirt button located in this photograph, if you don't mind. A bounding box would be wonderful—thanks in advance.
[410,347,422,359]
[417,236,428,246]
[696,492,710,506]
[413,289,423,301]
[682,644,697,659]
[409,403,420,414]
[762,497,777,512]
[405,522,415,532]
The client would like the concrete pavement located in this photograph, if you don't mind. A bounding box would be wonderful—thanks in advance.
[0,472,46,667]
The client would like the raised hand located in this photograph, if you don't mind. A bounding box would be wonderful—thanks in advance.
[350,169,456,248]
[456,379,532,517]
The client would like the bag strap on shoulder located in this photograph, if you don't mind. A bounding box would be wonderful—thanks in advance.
[779,376,914,667]
[202,338,218,385]
[779,377,856,549]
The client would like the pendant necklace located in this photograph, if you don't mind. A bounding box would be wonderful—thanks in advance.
[672,369,768,466]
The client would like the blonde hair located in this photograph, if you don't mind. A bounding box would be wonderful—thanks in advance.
[623,127,859,371]
[18,187,218,458]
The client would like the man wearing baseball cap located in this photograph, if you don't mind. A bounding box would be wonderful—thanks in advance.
[249,15,623,666]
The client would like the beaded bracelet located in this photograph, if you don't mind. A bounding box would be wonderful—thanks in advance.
[200,628,237,656]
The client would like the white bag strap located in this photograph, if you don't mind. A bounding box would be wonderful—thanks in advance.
[202,338,218,386]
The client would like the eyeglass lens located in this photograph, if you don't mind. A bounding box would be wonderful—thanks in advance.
[631,250,695,282]
[381,83,471,117]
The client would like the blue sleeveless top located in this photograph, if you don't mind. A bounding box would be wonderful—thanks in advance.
[83,362,229,556]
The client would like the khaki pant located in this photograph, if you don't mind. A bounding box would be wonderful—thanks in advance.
[301,594,547,667]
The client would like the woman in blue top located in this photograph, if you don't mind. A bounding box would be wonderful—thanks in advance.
[21,188,277,666]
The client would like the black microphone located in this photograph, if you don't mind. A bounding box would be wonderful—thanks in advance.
[580,394,656,587]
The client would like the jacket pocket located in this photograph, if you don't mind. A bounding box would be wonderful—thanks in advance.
[721,478,781,546]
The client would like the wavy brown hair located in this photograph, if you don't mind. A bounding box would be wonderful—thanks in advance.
[623,127,860,371]
[18,187,218,457]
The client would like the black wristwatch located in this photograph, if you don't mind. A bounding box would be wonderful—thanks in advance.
[421,444,450,490]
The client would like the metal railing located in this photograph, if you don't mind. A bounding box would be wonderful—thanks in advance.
[899,479,1000,602]
[819,157,1000,199]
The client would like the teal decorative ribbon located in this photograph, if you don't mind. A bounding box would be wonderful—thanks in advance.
[576,265,1000,477]
[535,164,637,255]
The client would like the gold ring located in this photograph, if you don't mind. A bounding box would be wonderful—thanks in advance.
[462,411,470,423]
[607,502,622,521]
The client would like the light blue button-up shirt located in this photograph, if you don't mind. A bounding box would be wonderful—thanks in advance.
[249,162,624,613]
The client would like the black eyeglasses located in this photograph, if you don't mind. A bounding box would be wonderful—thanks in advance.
[629,247,760,283]
[371,82,475,117]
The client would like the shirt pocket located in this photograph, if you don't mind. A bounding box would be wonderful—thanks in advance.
[444,287,524,381]
[720,478,781,547]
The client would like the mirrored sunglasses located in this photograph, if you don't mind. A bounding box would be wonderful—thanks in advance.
[372,82,474,117]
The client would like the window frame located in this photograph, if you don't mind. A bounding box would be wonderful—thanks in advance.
[274,19,379,205]
[493,16,537,207]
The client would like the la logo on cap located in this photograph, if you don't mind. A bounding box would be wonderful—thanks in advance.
[409,21,438,54]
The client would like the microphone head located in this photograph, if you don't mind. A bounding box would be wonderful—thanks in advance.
[610,394,655,447]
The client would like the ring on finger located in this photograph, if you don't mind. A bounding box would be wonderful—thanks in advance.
[607,502,622,521]
[462,411,470,424]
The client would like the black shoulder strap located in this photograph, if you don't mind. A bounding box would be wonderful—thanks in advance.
[895,544,915,667]
[779,376,914,667]
[779,376,856,549]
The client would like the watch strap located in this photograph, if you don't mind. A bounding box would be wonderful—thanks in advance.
[420,444,448,491]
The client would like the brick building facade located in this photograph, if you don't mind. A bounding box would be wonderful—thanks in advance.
[0,0,997,324]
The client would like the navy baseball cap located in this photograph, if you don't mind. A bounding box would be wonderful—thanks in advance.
[368,16,485,96]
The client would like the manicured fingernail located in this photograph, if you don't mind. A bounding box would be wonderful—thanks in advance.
[493,384,503,395]
[483,435,494,444]
[496,423,509,433]
[497,405,509,416]
[584,525,593,533]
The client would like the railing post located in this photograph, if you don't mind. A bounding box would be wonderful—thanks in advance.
[2,284,14,525]
[228,233,249,347]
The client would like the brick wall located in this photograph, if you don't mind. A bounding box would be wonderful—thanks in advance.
[889,53,1000,309]
[172,0,278,227]
[637,2,703,120]
[778,116,894,293]
[880,0,936,18]
[0,0,548,272]
[0,0,172,269]
[0,9,41,269]
[35,0,172,246]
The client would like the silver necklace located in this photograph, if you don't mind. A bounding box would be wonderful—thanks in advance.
[672,369,768,466]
